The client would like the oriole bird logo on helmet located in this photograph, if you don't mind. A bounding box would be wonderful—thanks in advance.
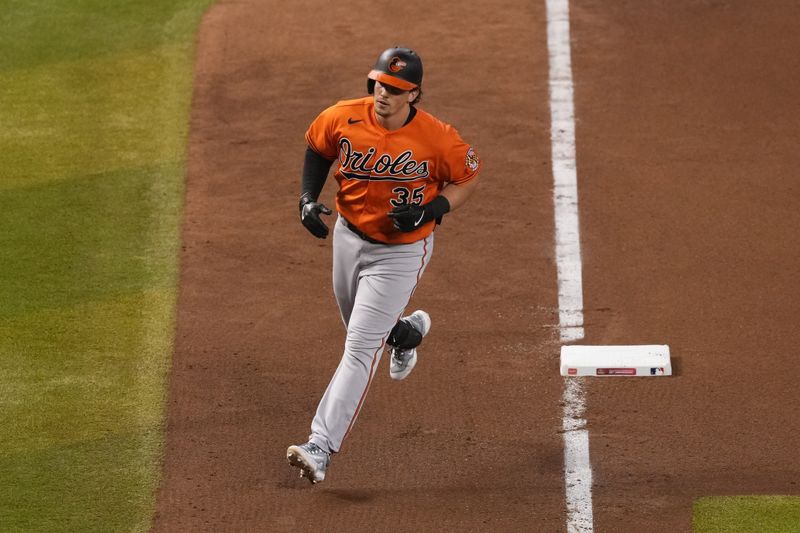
[388,56,407,73]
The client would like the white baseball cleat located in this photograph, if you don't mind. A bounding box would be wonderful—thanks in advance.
[389,310,431,380]
[287,442,331,484]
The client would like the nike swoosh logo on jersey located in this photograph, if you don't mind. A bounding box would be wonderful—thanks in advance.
[347,118,363,124]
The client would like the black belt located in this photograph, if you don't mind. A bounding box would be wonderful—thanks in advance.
[341,217,388,245]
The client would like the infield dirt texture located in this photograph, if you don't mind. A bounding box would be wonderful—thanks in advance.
[154,1,800,531]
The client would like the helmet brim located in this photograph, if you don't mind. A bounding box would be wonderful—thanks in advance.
[367,70,418,91]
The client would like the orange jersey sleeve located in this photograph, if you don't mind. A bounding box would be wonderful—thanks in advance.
[305,104,341,160]
[435,124,481,186]
[304,97,481,244]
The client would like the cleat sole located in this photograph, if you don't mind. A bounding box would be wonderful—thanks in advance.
[287,447,323,484]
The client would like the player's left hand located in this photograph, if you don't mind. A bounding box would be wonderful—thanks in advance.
[388,204,427,232]
[388,196,451,232]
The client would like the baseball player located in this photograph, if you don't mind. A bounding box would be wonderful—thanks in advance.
[287,46,481,484]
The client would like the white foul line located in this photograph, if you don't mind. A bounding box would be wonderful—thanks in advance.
[545,0,594,531]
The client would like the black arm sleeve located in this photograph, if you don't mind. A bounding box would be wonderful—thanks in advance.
[301,147,335,201]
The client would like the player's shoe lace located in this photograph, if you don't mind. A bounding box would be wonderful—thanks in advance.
[286,442,331,484]
[389,310,431,381]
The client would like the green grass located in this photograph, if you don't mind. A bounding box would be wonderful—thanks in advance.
[0,1,213,530]
[694,496,800,533]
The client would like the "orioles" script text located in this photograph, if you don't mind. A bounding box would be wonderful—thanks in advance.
[338,137,429,181]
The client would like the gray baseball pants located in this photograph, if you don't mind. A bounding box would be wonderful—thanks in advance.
[309,216,433,454]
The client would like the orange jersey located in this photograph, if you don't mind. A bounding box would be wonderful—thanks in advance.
[305,96,480,244]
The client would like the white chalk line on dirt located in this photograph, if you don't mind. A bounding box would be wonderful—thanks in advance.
[545,0,594,531]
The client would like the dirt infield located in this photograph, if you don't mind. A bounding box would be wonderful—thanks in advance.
[572,1,800,530]
[154,0,799,531]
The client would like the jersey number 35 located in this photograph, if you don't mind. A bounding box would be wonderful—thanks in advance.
[390,185,426,207]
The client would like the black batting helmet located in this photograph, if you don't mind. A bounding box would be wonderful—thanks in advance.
[367,47,423,94]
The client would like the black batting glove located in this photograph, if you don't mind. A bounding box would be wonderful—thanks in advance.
[388,196,450,233]
[299,193,332,239]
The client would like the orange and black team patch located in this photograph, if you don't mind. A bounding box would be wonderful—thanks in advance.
[465,147,479,171]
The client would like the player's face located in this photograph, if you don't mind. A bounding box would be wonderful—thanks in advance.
[373,81,417,118]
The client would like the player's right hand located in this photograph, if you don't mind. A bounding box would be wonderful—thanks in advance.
[299,194,332,239]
